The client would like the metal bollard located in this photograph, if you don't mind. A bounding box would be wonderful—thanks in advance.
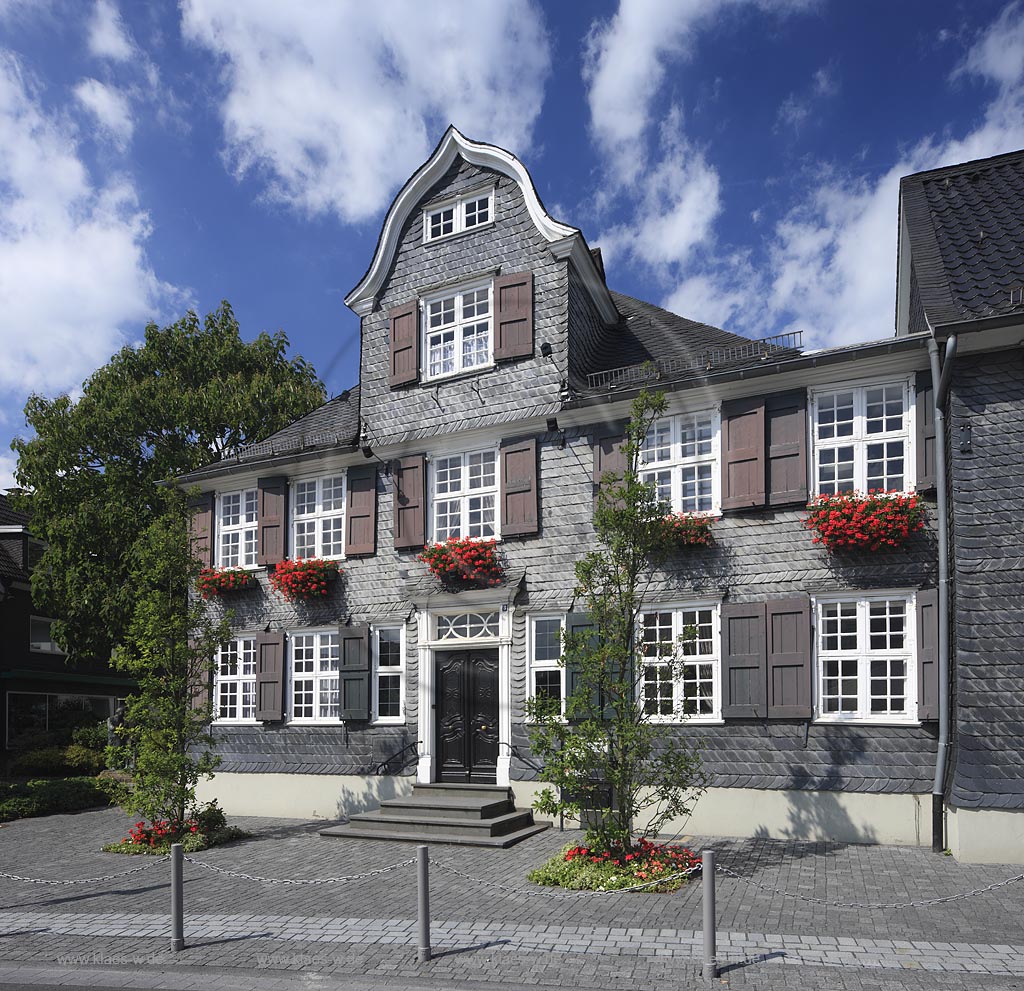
[417,845,431,963]
[170,843,184,952]
[702,849,717,980]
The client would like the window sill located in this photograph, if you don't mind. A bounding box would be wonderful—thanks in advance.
[422,218,496,247]
[371,717,406,726]
[813,717,921,727]
[422,362,496,387]
[212,719,258,726]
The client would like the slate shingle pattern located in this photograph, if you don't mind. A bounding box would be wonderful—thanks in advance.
[0,492,27,526]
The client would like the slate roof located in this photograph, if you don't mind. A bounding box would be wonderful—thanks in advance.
[901,148,1024,327]
[0,493,28,527]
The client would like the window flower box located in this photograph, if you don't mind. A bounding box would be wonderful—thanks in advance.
[661,513,713,547]
[197,567,255,600]
[268,558,341,602]
[804,491,926,551]
[418,537,503,588]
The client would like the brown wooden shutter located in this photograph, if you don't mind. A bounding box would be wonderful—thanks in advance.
[766,596,812,718]
[190,638,213,712]
[393,455,426,550]
[255,632,286,722]
[916,370,937,492]
[766,391,808,506]
[721,397,766,510]
[257,477,288,567]
[500,437,538,537]
[187,493,215,567]
[339,624,371,721]
[721,602,767,718]
[493,271,533,361]
[389,301,419,388]
[592,420,628,508]
[345,466,377,557]
[917,588,940,720]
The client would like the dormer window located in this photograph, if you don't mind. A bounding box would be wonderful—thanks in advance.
[422,279,493,381]
[423,189,494,244]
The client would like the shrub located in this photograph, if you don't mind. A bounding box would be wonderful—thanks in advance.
[529,839,700,893]
[63,743,106,775]
[0,776,110,822]
[7,747,72,777]
[72,721,109,751]
[103,801,247,855]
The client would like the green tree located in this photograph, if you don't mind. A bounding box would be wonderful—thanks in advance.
[526,390,707,852]
[11,302,325,662]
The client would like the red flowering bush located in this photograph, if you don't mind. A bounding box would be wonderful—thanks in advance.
[529,839,700,892]
[105,803,247,855]
[804,491,926,551]
[661,513,713,547]
[268,558,341,602]
[197,567,254,599]
[418,537,503,587]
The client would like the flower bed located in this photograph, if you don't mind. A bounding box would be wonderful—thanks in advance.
[103,802,250,855]
[528,839,700,892]
[804,491,926,551]
[268,558,341,602]
[197,567,254,599]
[418,537,503,587]
[661,513,713,547]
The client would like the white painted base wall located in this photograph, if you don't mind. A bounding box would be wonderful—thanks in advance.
[947,806,1024,865]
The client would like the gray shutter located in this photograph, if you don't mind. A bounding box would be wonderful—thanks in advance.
[721,602,767,718]
[393,455,426,550]
[916,370,937,492]
[564,612,602,721]
[592,420,628,508]
[345,466,377,557]
[766,391,808,506]
[255,632,286,722]
[917,588,940,721]
[190,639,212,712]
[766,596,812,718]
[339,624,371,721]
[257,476,288,567]
[493,271,533,361]
[389,301,419,388]
[721,397,766,510]
[500,437,538,537]
[187,493,214,567]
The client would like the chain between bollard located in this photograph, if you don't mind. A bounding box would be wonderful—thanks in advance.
[181,855,417,886]
[715,863,1024,910]
[0,857,170,886]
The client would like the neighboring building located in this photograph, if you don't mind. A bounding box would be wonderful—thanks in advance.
[177,129,1023,862]
[0,493,134,759]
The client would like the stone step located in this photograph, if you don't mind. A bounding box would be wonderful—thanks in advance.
[377,796,514,820]
[412,783,514,801]
[319,820,550,848]
[347,808,535,838]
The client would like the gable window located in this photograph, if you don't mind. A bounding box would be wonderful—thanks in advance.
[431,448,498,541]
[812,381,912,494]
[816,593,916,722]
[29,617,63,654]
[640,604,720,721]
[529,616,565,714]
[373,627,404,723]
[215,637,256,722]
[422,280,493,381]
[423,189,494,243]
[217,488,258,567]
[640,411,721,514]
[293,473,346,559]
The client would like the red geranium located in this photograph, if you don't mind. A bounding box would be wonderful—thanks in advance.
[661,513,713,547]
[804,490,926,551]
[196,567,255,599]
[268,558,341,602]
[418,537,503,587]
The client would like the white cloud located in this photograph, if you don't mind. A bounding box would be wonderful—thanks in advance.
[0,452,16,493]
[73,77,133,148]
[180,0,552,223]
[87,0,134,62]
[775,63,838,135]
[0,52,184,403]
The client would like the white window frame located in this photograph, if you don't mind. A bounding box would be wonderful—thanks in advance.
[287,630,341,724]
[291,471,347,561]
[5,692,116,747]
[638,601,722,723]
[528,615,566,717]
[640,409,721,515]
[29,616,63,654]
[422,188,495,244]
[810,378,915,496]
[216,487,259,568]
[814,590,918,724]
[372,626,405,724]
[213,636,257,724]
[428,445,501,542]
[420,278,494,382]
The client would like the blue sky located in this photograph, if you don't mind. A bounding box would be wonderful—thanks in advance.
[2,0,1023,490]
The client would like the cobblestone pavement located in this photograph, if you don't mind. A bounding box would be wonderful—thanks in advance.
[1,809,1023,990]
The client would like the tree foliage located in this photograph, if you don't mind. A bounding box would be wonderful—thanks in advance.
[526,390,707,852]
[11,302,325,661]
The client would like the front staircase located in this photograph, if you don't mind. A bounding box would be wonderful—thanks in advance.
[319,783,549,848]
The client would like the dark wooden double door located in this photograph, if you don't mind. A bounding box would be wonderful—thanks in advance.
[435,649,499,784]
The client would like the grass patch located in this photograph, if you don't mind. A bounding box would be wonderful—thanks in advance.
[528,839,699,893]
[0,776,111,822]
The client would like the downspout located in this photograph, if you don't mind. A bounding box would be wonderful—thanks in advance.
[927,333,957,853]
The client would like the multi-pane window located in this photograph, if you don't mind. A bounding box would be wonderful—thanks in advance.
[813,382,912,494]
[817,595,915,720]
[529,616,565,714]
[218,488,258,567]
[431,449,498,541]
[640,411,720,514]
[436,612,500,640]
[423,190,494,243]
[29,617,62,653]
[373,627,404,722]
[290,632,340,721]
[422,281,492,380]
[640,606,719,720]
[293,474,346,559]
[215,638,256,722]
